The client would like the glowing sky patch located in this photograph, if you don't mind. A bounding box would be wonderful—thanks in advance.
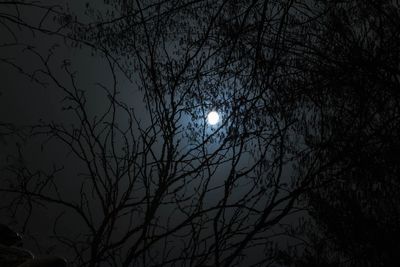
[207,111,220,125]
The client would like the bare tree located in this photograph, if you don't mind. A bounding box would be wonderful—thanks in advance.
[0,1,369,266]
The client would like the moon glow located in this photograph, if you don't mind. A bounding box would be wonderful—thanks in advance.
[207,111,220,125]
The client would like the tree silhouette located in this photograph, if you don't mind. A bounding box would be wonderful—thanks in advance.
[278,1,400,266]
[1,1,399,267]
[0,1,319,266]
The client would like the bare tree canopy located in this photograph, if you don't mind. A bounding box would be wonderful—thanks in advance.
[1,1,400,266]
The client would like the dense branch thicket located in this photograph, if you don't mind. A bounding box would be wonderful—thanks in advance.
[1,1,399,266]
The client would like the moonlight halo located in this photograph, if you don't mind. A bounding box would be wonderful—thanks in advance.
[207,111,220,125]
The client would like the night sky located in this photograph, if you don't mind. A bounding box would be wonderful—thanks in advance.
[1,1,400,267]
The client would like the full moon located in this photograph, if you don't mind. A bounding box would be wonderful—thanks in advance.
[207,111,220,125]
